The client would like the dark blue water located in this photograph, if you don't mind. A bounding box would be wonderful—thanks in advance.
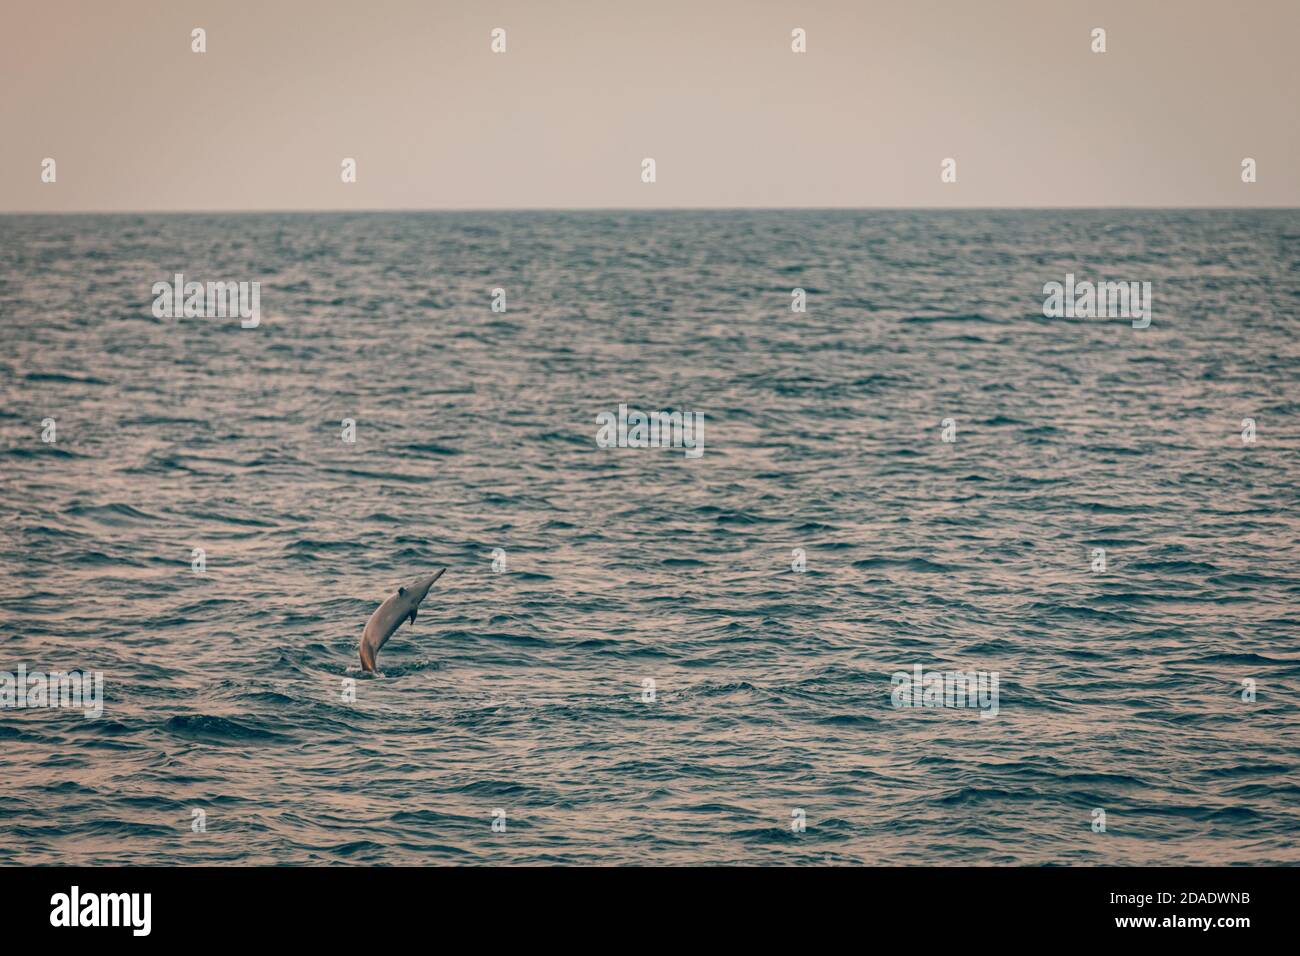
[1,210,1298,864]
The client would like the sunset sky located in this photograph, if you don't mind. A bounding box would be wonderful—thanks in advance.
[2,0,1297,210]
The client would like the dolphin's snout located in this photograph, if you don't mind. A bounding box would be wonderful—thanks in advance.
[413,567,447,600]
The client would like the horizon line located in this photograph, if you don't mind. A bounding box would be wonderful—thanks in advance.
[3,204,1298,216]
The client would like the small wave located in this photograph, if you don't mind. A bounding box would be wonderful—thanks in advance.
[163,715,287,742]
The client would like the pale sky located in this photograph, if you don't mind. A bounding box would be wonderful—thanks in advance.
[2,0,1296,211]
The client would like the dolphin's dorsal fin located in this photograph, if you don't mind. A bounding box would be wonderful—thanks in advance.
[398,586,406,595]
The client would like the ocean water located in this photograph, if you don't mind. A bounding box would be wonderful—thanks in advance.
[1,209,1298,866]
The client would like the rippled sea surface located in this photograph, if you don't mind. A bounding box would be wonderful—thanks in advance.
[1,210,1298,865]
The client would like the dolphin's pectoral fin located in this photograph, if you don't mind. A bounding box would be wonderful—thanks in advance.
[408,608,418,625]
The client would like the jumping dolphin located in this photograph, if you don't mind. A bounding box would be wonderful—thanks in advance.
[358,568,446,673]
